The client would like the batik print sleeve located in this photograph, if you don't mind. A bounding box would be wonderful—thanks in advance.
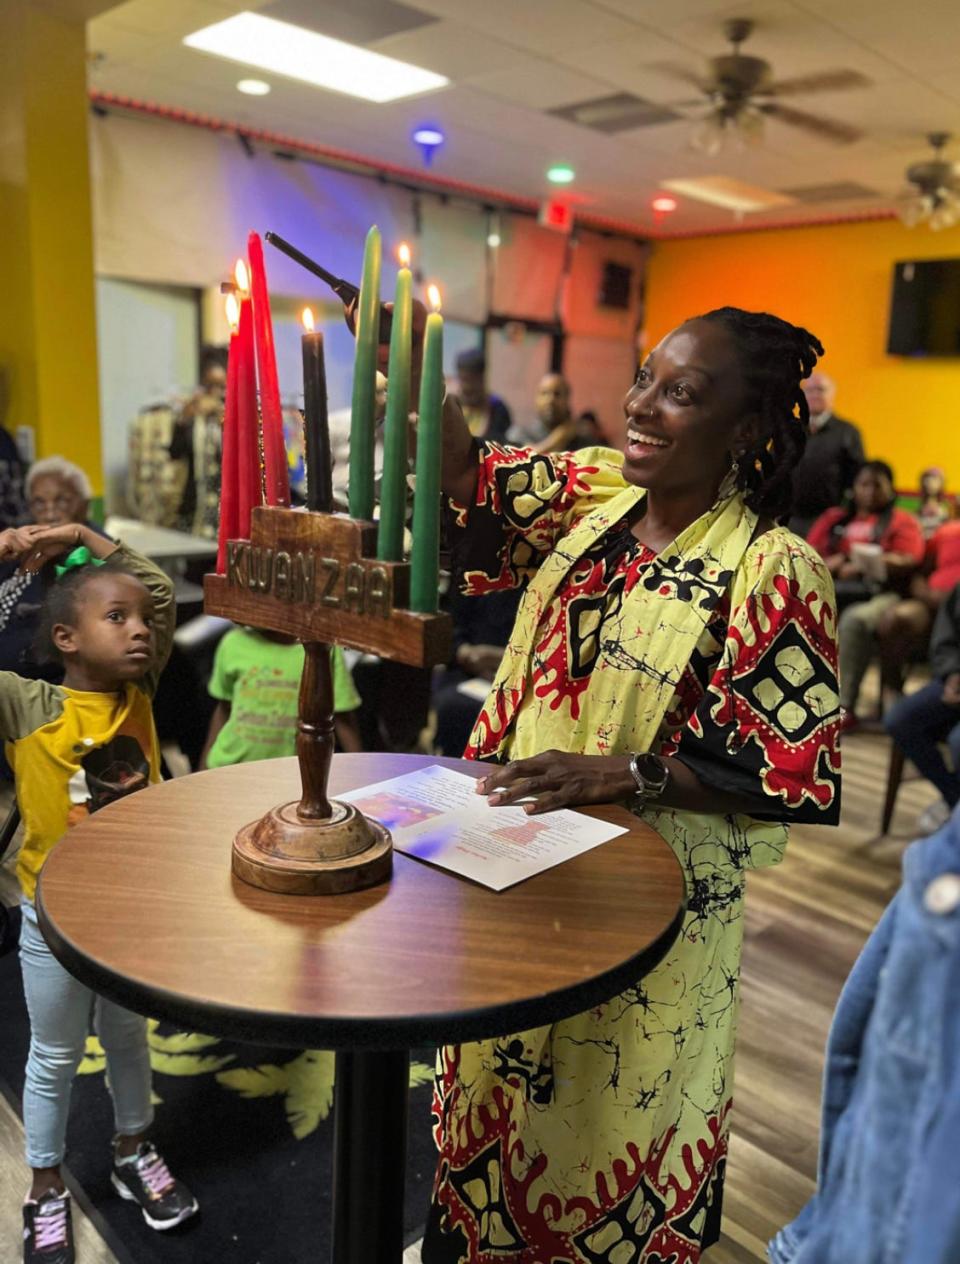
[448,441,628,595]
[675,528,842,825]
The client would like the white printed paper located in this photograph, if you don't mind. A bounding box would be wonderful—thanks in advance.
[338,764,628,891]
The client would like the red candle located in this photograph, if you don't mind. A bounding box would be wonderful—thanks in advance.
[235,261,262,536]
[247,230,290,507]
[216,292,241,574]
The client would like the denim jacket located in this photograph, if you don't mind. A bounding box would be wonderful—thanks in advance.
[769,808,960,1264]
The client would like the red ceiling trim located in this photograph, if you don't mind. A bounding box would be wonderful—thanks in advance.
[88,89,900,243]
[653,206,899,240]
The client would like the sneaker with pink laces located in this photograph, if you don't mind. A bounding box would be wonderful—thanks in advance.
[111,1141,198,1230]
[22,1188,74,1264]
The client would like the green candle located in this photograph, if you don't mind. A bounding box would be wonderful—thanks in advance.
[377,245,412,561]
[348,224,382,521]
[410,289,444,613]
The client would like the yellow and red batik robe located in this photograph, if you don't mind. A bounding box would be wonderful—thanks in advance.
[422,443,841,1264]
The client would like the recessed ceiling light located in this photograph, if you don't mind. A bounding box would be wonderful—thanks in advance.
[547,164,575,185]
[651,195,678,213]
[237,78,271,96]
[660,176,796,214]
[184,12,449,104]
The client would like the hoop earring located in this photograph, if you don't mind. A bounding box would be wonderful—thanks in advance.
[718,457,740,501]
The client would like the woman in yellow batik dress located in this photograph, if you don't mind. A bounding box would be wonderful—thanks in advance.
[421,308,842,1264]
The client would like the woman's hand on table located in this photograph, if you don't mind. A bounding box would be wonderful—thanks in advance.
[477,751,635,814]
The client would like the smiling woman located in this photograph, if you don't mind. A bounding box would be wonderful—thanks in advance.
[422,308,842,1264]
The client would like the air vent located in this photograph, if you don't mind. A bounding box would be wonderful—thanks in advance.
[779,181,880,203]
[550,92,680,133]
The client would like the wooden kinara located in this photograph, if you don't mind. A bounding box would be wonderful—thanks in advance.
[204,506,452,895]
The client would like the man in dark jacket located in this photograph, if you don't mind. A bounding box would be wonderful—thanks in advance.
[789,373,865,537]
[885,583,960,824]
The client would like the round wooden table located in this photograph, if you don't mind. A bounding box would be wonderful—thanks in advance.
[37,754,685,1264]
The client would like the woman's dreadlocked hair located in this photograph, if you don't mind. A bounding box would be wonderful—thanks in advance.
[699,307,824,521]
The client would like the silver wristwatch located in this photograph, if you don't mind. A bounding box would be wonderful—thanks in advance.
[629,753,670,804]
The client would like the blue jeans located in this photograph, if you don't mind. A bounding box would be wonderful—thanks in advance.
[19,900,153,1168]
[885,681,960,808]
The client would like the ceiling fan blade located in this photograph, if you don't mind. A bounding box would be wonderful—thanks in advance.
[761,102,863,144]
[762,69,872,97]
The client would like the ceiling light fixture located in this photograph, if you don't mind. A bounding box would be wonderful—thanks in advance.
[660,175,795,215]
[651,195,678,213]
[547,164,575,185]
[413,125,445,166]
[237,78,271,96]
[184,13,449,104]
[898,132,960,230]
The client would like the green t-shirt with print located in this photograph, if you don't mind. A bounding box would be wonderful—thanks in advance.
[207,629,360,769]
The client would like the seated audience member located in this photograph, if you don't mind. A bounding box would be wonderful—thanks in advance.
[876,516,960,694]
[0,457,102,680]
[329,373,388,504]
[917,466,954,538]
[788,372,864,537]
[508,373,572,450]
[454,348,511,444]
[433,586,523,757]
[808,460,925,726]
[525,373,579,453]
[0,406,25,529]
[201,627,360,768]
[769,804,960,1264]
[885,584,960,831]
[574,409,605,446]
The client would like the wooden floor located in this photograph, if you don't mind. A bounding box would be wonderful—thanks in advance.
[0,717,935,1263]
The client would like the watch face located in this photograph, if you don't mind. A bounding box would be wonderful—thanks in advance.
[635,754,669,792]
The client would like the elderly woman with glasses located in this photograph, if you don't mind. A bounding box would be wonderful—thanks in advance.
[0,457,104,680]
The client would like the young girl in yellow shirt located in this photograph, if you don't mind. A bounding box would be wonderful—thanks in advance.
[0,521,198,1264]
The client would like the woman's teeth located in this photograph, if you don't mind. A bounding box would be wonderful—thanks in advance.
[627,431,670,448]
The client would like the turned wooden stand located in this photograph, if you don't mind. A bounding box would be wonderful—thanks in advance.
[204,505,450,894]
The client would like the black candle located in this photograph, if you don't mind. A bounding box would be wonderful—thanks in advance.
[301,308,333,513]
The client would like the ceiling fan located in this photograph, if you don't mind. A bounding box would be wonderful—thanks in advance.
[659,18,869,155]
[897,132,960,229]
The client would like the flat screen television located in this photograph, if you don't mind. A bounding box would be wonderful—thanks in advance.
[887,258,960,355]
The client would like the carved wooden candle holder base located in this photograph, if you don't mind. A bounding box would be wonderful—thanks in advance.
[204,506,451,895]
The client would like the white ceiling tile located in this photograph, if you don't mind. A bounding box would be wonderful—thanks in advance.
[466,61,614,111]
[369,20,531,79]
[389,0,645,55]
[790,0,960,78]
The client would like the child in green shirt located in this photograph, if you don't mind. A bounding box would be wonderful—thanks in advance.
[201,627,361,768]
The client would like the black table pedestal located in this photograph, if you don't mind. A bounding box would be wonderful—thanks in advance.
[332,1049,410,1263]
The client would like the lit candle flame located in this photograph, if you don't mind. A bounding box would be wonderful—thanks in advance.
[225,292,240,333]
[398,242,411,268]
[302,306,315,333]
[427,283,442,313]
[234,258,250,295]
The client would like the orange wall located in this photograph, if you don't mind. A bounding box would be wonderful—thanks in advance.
[644,218,960,488]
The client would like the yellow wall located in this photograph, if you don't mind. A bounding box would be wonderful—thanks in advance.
[644,218,960,487]
[0,4,102,487]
